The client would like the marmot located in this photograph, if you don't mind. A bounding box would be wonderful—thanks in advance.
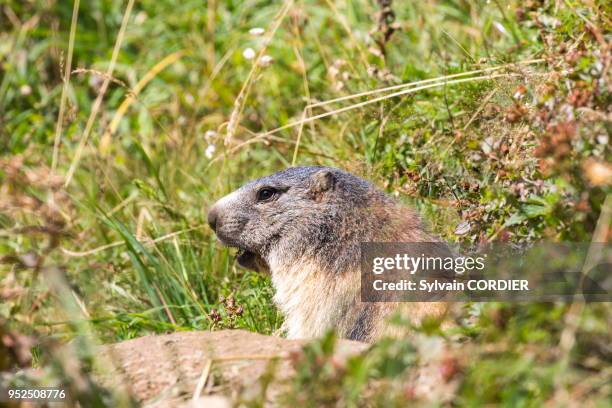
[208,166,448,342]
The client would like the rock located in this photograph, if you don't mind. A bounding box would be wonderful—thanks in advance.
[182,395,232,408]
[96,330,367,406]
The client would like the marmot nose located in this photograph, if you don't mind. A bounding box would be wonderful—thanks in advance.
[207,207,218,232]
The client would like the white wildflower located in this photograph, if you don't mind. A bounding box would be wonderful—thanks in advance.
[20,85,32,95]
[243,48,256,60]
[205,144,216,159]
[134,11,147,25]
[596,134,608,145]
[249,27,265,36]
[204,130,217,143]
[493,21,508,37]
[259,55,273,67]
[454,221,471,236]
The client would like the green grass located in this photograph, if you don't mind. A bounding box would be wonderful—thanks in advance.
[1,0,610,406]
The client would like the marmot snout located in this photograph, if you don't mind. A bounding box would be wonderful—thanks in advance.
[208,166,448,341]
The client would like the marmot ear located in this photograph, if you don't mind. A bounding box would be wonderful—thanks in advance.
[308,170,336,200]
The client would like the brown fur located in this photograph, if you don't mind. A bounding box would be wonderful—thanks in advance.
[268,203,447,341]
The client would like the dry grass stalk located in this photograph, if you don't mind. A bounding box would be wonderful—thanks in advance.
[224,0,294,146]
[51,0,80,172]
[212,71,527,166]
[99,50,185,154]
[63,0,136,188]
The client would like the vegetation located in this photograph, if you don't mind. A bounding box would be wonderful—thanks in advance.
[0,0,610,406]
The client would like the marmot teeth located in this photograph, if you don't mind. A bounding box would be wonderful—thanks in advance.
[237,249,269,274]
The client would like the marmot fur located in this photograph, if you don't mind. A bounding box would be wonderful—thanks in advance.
[208,166,448,342]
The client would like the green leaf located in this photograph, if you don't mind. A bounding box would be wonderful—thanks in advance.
[505,212,527,226]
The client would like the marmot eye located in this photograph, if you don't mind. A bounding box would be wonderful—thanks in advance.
[256,187,277,202]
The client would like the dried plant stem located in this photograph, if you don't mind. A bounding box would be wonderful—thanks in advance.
[64,0,135,187]
[291,40,315,165]
[192,359,212,401]
[322,0,369,69]
[463,88,497,130]
[208,73,520,167]
[224,0,294,146]
[308,58,543,109]
[288,60,541,164]
[291,107,309,166]
[217,72,521,162]
[51,0,80,172]
[99,50,185,154]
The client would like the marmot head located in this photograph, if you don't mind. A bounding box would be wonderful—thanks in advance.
[208,166,386,272]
